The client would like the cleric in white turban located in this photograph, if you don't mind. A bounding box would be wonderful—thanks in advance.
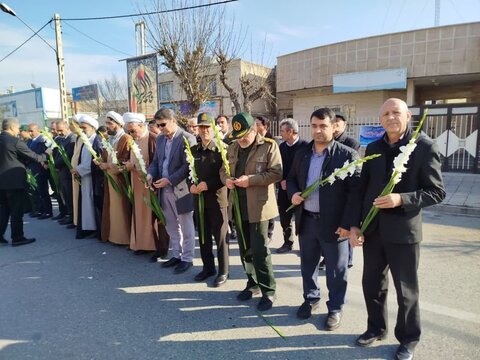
[123,112,146,124]
[106,111,124,126]
[73,113,104,241]
[79,114,99,130]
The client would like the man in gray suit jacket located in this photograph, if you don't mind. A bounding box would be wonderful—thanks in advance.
[147,108,197,274]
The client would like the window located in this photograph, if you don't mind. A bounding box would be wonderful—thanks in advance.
[201,76,217,96]
[159,82,173,102]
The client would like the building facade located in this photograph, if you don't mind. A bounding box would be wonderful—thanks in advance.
[277,22,480,172]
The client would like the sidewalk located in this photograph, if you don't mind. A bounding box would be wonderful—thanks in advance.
[430,172,480,217]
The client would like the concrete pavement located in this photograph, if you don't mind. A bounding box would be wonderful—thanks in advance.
[0,208,479,359]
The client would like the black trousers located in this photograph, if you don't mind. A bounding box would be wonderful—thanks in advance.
[197,204,229,275]
[362,230,421,348]
[0,189,26,241]
[277,189,294,244]
[59,172,73,217]
[35,172,52,215]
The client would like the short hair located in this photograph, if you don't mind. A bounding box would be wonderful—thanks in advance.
[216,114,229,122]
[279,118,299,134]
[97,125,107,133]
[255,115,270,127]
[154,108,175,120]
[55,120,68,127]
[310,108,336,123]
[2,117,19,131]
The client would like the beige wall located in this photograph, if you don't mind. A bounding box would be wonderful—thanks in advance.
[277,22,480,93]
[158,59,272,118]
[292,90,406,141]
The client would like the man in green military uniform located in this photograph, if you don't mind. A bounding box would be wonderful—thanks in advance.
[220,112,282,311]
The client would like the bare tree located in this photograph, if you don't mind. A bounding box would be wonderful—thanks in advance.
[214,31,275,114]
[140,0,223,117]
[75,75,128,118]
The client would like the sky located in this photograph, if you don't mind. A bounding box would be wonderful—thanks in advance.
[1,0,480,93]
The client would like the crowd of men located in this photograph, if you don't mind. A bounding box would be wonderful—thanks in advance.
[0,98,445,360]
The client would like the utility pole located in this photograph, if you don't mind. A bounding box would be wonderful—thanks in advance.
[135,21,146,56]
[54,13,68,122]
[435,0,440,26]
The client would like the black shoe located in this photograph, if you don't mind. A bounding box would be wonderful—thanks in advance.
[0,237,9,246]
[38,213,52,220]
[214,274,229,287]
[237,285,261,301]
[276,242,293,254]
[133,250,149,255]
[52,214,66,221]
[75,230,95,239]
[12,237,36,247]
[297,300,320,319]
[161,257,181,268]
[395,345,414,360]
[229,231,237,241]
[149,254,159,263]
[318,259,326,271]
[174,261,193,274]
[194,269,216,282]
[30,212,41,218]
[324,311,342,331]
[59,217,73,225]
[66,224,76,229]
[257,294,276,311]
[356,330,387,347]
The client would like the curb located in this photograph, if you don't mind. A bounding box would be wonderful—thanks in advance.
[428,204,480,218]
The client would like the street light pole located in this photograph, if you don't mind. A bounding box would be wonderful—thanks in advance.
[54,13,68,122]
[1,3,68,122]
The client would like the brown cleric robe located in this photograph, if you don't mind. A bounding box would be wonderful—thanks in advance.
[101,132,132,245]
[129,130,169,254]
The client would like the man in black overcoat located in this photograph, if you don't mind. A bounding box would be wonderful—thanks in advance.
[0,118,47,246]
[349,98,446,360]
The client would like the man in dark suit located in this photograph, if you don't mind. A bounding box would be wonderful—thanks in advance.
[147,108,197,274]
[27,123,52,219]
[349,98,445,360]
[54,120,76,226]
[0,118,47,246]
[190,113,229,286]
[276,118,308,253]
[287,108,360,330]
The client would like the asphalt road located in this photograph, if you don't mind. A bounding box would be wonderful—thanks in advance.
[1,210,479,360]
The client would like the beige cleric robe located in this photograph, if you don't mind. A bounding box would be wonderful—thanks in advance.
[101,132,132,245]
[129,129,157,251]
[71,136,82,226]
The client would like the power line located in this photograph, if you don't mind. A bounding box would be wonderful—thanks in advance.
[62,20,134,57]
[0,20,53,63]
[61,0,238,21]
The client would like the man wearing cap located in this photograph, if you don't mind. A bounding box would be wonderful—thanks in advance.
[124,112,169,261]
[147,108,196,274]
[1,118,47,246]
[334,112,360,151]
[220,112,282,311]
[287,108,360,330]
[333,111,360,270]
[190,112,229,286]
[54,120,77,226]
[71,115,104,240]
[99,111,132,246]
